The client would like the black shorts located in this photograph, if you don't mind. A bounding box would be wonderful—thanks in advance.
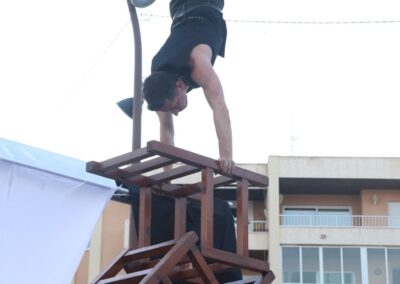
[171,8,227,60]
[152,6,227,77]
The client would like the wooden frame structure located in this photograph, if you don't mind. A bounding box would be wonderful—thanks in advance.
[92,2,274,282]
[87,140,275,283]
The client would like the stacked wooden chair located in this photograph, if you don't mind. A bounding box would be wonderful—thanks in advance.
[86,141,275,283]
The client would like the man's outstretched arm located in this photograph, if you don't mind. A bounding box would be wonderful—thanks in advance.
[157,111,174,171]
[190,44,234,174]
[157,111,175,146]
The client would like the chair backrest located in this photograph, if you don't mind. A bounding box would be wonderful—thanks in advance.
[87,140,268,254]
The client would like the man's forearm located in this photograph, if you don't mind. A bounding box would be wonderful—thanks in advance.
[189,44,234,172]
[157,112,175,146]
[202,79,234,173]
[200,70,233,161]
[213,105,233,159]
[160,126,174,146]
[213,103,234,173]
[157,112,174,171]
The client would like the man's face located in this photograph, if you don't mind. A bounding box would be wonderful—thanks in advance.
[159,79,188,116]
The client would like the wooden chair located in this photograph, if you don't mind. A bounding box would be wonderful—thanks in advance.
[87,141,275,283]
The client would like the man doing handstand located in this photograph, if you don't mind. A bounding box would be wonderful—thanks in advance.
[143,0,234,174]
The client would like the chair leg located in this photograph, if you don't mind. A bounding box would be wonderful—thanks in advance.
[188,246,218,284]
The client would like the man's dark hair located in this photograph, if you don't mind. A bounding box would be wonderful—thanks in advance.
[143,71,179,111]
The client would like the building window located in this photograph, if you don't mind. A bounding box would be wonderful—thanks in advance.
[282,246,400,284]
[343,248,362,284]
[283,247,301,283]
[368,248,387,284]
[283,207,351,227]
[302,247,320,283]
[388,249,400,284]
[323,248,342,284]
[388,202,400,228]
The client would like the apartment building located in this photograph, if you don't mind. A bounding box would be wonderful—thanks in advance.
[73,156,400,284]
[267,156,400,284]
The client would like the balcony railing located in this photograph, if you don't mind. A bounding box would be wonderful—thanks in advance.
[248,215,400,232]
[249,220,268,232]
[280,215,400,228]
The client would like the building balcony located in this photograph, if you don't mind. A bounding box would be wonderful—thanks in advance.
[248,215,400,250]
[280,214,400,228]
[248,221,269,250]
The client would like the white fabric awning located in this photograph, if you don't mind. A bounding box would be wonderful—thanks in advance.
[0,138,117,284]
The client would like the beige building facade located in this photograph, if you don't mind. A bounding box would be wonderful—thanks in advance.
[72,201,131,283]
[268,157,400,284]
[73,157,400,284]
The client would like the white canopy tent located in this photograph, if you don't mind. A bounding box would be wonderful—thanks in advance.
[0,138,117,284]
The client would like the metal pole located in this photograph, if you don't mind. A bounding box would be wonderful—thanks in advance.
[127,0,143,151]
[127,0,143,249]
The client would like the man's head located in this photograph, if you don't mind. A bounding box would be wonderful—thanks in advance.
[143,71,188,116]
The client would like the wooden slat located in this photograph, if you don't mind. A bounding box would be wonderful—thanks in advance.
[125,175,153,187]
[170,263,231,281]
[123,259,159,273]
[125,256,191,273]
[160,276,173,284]
[236,179,249,256]
[121,157,174,178]
[84,167,126,185]
[97,268,150,284]
[211,175,237,188]
[86,147,153,172]
[255,271,275,284]
[90,248,129,283]
[201,168,214,248]
[129,210,138,250]
[138,187,152,248]
[201,248,270,273]
[122,239,177,261]
[125,165,201,187]
[174,198,187,239]
[165,184,199,198]
[147,140,268,186]
[145,165,201,185]
[181,278,203,284]
[86,169,152,188]
[161,175,236,197]
[188,246,218,284]
[227,277,261,284]
[140,232,198,283]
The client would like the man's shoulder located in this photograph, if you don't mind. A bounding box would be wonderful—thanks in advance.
[189,44,213,66]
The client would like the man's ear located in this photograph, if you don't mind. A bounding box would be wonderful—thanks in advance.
[176,79,186,89]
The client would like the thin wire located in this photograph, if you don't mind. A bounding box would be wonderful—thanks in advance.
[68,13,400,97]
[138,12,400,25]
[68,19,131,96]
[227,19,400,24]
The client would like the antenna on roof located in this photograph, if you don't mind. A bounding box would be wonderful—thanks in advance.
[290,117,299,155]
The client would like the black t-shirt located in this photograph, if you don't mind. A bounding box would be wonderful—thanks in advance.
[151,6,227,91]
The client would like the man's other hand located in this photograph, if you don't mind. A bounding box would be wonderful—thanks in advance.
[218,157,234,175]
